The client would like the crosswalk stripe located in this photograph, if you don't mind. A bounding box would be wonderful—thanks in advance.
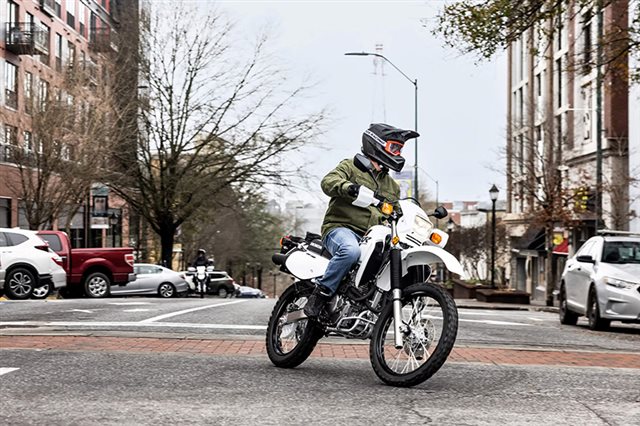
[0,368,20,376]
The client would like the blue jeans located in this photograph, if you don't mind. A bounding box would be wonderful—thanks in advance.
[317,228,361,294]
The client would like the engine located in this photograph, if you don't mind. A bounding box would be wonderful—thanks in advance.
[326,295,378,339]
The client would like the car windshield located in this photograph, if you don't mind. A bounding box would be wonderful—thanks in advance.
[601,241,640,264]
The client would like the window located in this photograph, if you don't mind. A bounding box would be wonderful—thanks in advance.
[38,78,50,111]
[55,33,63,71]
[6,1,18,26]
[0,198,11,228]
[0,233,7,247]
[24,131,33,154]
[66,0,76,28]
[40,234,63,251]
[67,41,76,68]
[4,62,18,109]
[79,2,86,37]
[39,23,51,66]
[55,0,62,18]
[24,71,33,114]
[6,232,28,246]
[582,11,592,74]
[556,57,563,108]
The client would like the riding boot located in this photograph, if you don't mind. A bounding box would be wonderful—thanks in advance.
[303,284,332,318]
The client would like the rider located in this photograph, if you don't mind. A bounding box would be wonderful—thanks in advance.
[304,123,419,318]
[192,249,208,267]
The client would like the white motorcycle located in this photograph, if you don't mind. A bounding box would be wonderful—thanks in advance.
[187,265,212,298]
[266,154,466,387]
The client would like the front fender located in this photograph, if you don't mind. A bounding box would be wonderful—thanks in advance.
[377,246,467,291]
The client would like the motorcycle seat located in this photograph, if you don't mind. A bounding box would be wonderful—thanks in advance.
[308,238,332,260]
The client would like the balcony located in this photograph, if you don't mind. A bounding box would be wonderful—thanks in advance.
[89,27,118,53]
[5,22,49,56]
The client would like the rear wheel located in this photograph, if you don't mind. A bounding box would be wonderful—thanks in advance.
[84,272,111,298]
[218,287,228,298]
[158,283,175,298]
[266,283,323,368]
[31,283,52,299]
[558,283,578,325]
[370,283,458,387]
[5,268,36,300]
[587,287,610,331]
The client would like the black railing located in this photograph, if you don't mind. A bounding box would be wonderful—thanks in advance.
[5,22,49,56]
[89,27,118,53]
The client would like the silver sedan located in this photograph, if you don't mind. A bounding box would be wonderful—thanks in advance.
[111,264,189,298]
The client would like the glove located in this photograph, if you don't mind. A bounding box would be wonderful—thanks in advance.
[347,183,360,197]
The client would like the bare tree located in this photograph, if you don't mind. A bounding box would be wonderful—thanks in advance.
[2,63,119,230]
[107,6,327,267]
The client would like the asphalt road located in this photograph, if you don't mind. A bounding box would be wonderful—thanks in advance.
[1,296,639,351]
[1,349,639,425]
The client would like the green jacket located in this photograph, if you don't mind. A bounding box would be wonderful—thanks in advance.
[320,158,401,238]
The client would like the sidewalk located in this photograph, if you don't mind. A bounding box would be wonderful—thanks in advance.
[1,335,636,369]
[455,298,559,313]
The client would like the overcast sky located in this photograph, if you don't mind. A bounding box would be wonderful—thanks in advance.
[214,0,507,205]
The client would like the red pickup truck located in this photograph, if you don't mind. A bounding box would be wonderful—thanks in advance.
[37,231,136,298]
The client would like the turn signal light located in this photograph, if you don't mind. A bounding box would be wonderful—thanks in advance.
[381,202,393,215]
[430,232,443,245]
[392,236,400,245]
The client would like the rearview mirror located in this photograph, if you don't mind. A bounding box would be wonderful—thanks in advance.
[576,255,595,264]
[354,154,374,173]
[431,206,448,219]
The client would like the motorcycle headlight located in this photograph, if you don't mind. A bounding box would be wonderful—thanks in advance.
[413,215,430,239]
[604,277,638,289]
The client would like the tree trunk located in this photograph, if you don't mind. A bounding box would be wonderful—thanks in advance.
[160,228,175,269]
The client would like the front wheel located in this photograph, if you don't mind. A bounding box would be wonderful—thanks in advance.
[266,283,323,368]
[587,287,610,331]
[370,283,458,387]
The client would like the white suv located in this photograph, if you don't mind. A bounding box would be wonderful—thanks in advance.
[559,232,640,330]
[0,228,67,300]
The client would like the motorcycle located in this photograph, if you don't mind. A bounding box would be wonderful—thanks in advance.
[266,154,466,387]
[187,265,212,298]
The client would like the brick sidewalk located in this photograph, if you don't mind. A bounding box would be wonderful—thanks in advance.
[1,335,638,369]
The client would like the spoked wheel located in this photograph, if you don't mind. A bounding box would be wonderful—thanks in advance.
[266,283,323,368]
[370,283,458,387]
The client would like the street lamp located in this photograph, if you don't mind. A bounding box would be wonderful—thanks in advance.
[489,185,499,289]
[345,51,419,200]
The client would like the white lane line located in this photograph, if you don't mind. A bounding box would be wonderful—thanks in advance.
[0,368,20,376]
[460,318,533,326]
[109,302,152,306]
[0,321,266,330]
[457,311,514,317]
[67,309,94,314]
[139,300,249,323]
[123,309,153,313]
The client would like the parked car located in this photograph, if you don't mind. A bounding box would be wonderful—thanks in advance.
[206,270,236,298]
[559,232,640,330]
[0,228,67,300]
[233,283,266,298]
[31,248,68,299]
[37,230,136,298]
[109,264,188,298]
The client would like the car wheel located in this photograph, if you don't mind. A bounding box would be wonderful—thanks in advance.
[84,272,111,298]
[31,283,51,300]
[218,287,228,298]
[587,287,610,331]
[558,283,578,325]
[158,283,176,298]
[5,268,36,300]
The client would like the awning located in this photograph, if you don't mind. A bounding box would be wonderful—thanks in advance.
[553,238,569,255]
[512,227,546,252]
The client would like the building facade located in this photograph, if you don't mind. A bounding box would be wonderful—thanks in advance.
[0,0,133,247]
[504,2,632,301]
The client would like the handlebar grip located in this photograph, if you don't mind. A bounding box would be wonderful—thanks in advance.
[272,253,287,266]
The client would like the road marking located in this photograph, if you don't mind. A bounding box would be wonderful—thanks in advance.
[67,309,94,314]
[0,321,266,330]
[139,300,249,323]
[0,368,20,376]
[460,318,533,326]
[108,302,153,306]
[123,309,153,313]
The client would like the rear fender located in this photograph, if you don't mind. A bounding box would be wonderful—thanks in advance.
[377,246,466,292]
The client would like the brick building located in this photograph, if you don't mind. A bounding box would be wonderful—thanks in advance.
[504,2,632,301]
[0,0,136,248]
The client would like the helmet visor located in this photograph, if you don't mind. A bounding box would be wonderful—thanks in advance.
[385,140,404,156]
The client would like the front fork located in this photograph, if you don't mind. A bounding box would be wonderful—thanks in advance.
[390,220,404,349]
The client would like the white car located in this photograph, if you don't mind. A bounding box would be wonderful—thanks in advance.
[559,233,640,330]
[0,228,67,300]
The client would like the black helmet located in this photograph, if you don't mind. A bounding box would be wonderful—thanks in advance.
[197,249,206,256]
[361,123,419,172]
